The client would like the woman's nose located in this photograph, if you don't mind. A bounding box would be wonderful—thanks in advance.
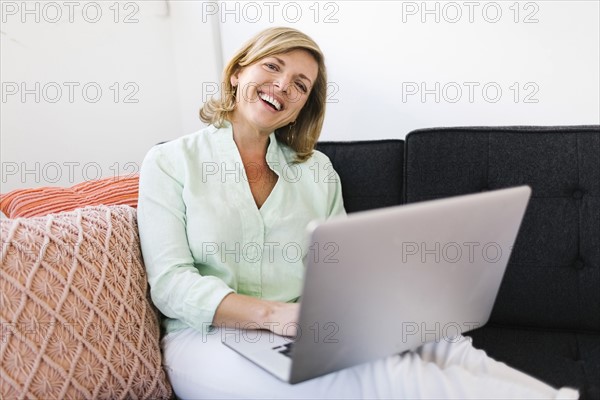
[275,75,293,95]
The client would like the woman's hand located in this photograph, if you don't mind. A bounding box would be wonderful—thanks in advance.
[265,301,300,337]
[212,293,300,337]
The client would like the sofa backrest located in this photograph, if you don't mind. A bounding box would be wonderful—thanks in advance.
[316,140,404,213]
[403,126,600,331]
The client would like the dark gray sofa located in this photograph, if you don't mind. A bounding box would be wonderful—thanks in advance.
[316,126,600,399]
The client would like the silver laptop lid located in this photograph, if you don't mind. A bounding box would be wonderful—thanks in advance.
[289,185,531,383]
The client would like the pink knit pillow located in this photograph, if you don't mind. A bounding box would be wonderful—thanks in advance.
[0,205,172,399]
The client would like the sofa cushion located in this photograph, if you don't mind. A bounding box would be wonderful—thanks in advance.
[0,205,172,399]
[317,140,404,213]
[404,126,600,331]
[0,174,139,218]
[469,325,599,399]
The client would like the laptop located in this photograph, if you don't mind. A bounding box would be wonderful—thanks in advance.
[222,185,532,384]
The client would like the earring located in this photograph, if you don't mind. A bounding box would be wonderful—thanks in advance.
[288,121,296,142]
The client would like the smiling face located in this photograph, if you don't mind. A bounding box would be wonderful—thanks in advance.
[229,49,319,136]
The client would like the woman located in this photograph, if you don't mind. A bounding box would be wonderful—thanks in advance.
[137,27,578,398]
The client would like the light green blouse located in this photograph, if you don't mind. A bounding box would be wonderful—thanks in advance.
[137,122,346,334]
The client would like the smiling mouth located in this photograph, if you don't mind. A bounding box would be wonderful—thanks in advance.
[258,91,282,111]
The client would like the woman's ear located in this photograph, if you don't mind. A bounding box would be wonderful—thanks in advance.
[230,69,240,87]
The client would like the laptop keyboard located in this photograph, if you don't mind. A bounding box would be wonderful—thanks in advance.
[273,342,294,358]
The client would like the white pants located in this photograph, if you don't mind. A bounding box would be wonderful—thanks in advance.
[162,328,579,399]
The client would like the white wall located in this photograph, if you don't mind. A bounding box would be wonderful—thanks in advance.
[1,0,220,192]
[1,0,599,193]
[218,1,600,140]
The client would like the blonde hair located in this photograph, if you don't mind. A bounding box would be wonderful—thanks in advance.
[200,27,327,163]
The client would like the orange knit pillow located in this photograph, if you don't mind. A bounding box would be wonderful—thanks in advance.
[0,205,172,399]
[0,175,139,218]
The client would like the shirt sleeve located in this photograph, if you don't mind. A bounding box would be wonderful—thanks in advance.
[137,145,234,332]
[328,170,347,218]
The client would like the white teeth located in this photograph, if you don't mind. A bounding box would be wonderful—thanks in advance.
[259,92,282,111]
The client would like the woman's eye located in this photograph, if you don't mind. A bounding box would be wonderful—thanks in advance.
[296,82,307,93]
[265,63,278,71]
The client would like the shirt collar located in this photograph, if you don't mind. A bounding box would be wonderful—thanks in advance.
[216,121,286,175]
